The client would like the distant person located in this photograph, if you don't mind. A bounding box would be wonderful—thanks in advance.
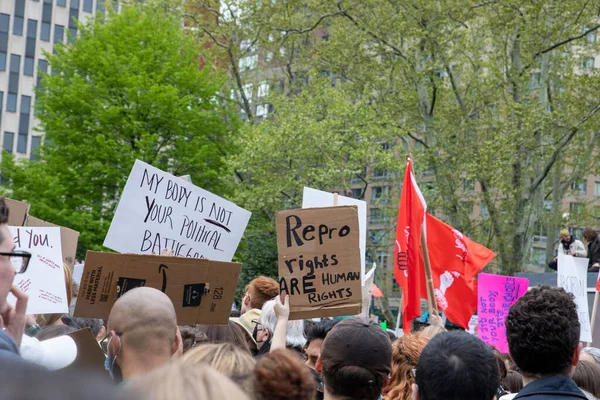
[583,228,600,272]
[506,286,585,399]
[255,349,316,400]
[196,321,251,352]
[304,319,340,370]
[178,326,207,354]
[257,298,305,357]
[581,347,600,367]
[104,287,181,383]
[503,370,524,394]
[383,334,429,400]
[316,318,392,400]
[573,360,600,399]
[548,229,587,271]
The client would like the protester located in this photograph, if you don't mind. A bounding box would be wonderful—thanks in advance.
[305,319,339,370]
[66,317,106,341]
[581,347,600,367]
[382,334,429,400]
[196,321,251,352]
[257,297,306,357]
[583,228,600,272]
[492,345,509,398]
[316,318,392,400]
[573,360,600,399]
[255,348,317,400]
[182,342,256,392]
[548,229,587,271]
[413,330,499,400]
[503,370,525,394]
[103,287,181,383]
[505,285,586,399]
[179,325,208,353]
[128,362,250,400]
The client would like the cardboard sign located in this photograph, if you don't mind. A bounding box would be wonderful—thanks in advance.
[558,253,592,342]
[67,328,107,375]
[104,160,251,262]
[73,251,241,325]
[277,206,362,320]
[8,226,68,314]
[477,273,528,353]
[26,216,80,269]
[4,198,30,226]
[302,187,367,282]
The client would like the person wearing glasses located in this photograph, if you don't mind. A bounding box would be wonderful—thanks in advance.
[102,286,181,384]
[0,198,32,368]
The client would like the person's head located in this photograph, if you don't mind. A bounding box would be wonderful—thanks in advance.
[182,342,256,392]
[68,317,106,341]
[128,362,250,400]
[259,299,306,351]
[505,285,580,379]
[560,229,571,242]
[581,347,600,367]
[0,198,15,314]
[413,331,499,400]
[583,228,598,243]
[196,321,251,352]
[503,370,524,394]
[383,334,429,400]
[178,325,208,353]
[490,346,508,382]
[317,318,392,400]
[241,276,279,314]
[105,287,180,382]
[255,349,317,400]
[305,319,340,370]
[573,360,600,398]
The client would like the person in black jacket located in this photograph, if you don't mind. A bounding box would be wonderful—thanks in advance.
[505,286,587,400]
[583,228,600,272]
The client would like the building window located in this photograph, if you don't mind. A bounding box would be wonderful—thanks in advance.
[350,188,362,199]
[239,55,257,72]
[595,182,600,197]
[17,133,27,154]
[54,25,65,44]
[13,17,23,36]
[0,14,9,32]
[372,169,389,180]
[83,0,93,12]
[24,57,34,76]
[480,203,489,217]
[96,0,105,13]
[7,95,17,112]
[369,230,388,246]
[582,57,595,72]
[256,104,269,118]
[571,179,587,195]
[529,247,546,267]
[68,27,77,44]
[369,208,387,225]
[242,83,252,100]
[57,0,67,6]
[257,82,269,98]
[30,136,41,160]
[0,53,5,71]
[371,186,390,203]
[3,132,14,153]
[569,202,584,214]
[376,250,388,268]
[41,23,51,41]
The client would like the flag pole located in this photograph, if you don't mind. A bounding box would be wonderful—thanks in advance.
[588,290,599,346]
[421,227,438,315]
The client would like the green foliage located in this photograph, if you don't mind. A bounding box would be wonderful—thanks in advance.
[1,5,235,258]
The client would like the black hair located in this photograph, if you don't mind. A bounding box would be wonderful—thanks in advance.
[306,319,340,344]
[36,324,76,341]
[64,316,105,337]
[415,331,499,400]
[505,286,579,377]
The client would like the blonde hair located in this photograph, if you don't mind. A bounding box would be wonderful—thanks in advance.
[128,362,250,400]
[383,334,429,400]
[182,342,256,392]
[37,264,73,326]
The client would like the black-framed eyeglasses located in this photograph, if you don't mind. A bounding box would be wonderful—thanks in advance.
[0,251,32,274]
[100,331,123,355]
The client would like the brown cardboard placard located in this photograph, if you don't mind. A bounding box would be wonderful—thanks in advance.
[26,216,80,269]
[73,251,241,325]
[277,206,362,320]
[67,328,107,375]
[4,198,30,226]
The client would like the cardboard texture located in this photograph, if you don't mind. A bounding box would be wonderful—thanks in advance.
[5,198,30,226]
[277,206,362,320]
[26,216,80,269]
[74,251,241,325]
[67,328,107,375]
[104,160,251,262]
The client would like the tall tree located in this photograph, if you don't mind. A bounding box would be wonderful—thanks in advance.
[1,5,235,258]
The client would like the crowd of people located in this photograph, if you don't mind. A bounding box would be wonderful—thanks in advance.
[548,228,600,272]
[1,199,600,400]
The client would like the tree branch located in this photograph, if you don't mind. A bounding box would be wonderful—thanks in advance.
[273,11,345,34]
[534,24,600,59]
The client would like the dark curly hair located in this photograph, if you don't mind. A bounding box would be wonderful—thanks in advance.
[505,286,579,377]
[254,349,316,400]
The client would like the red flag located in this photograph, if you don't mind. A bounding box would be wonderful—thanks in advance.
[596,271,600,292]
[425,213,496,329]
[394,159,427,333]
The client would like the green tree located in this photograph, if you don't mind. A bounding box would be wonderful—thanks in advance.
[1,5,235,258]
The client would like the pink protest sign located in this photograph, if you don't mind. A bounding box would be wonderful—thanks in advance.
[477,273,528,353]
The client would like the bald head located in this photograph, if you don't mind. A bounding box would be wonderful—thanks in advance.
[108,287,177,354]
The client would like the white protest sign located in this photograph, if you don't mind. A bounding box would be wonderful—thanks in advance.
[558,253,592,342]
[468,315,478,335]
[360,263,377,318]
[104,160,251,261]
[8,226,68,314]
[302,187,367,282]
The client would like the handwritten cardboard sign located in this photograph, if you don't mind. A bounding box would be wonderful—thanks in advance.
[4,198,30,226]
[558,253,592,342]
[104,160,251,262]
[277,206,362,320]
[8,226,68,314]
[477,273,528,353]
[73,251,241,325]
[302,187,367,282]
[26,216,80,269]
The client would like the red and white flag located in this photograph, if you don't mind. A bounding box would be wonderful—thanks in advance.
[425,213,496,329]
[394,159,427,333]
[596,270,600,292]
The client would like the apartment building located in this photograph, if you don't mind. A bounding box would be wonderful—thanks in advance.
[0,0,102,159]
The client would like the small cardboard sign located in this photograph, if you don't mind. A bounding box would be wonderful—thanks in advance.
[4,198,30,226]
[8,226,68,314]
[67,328,107,375]
[73,251,241,325]
[104,160,251,262]
[477,273,528,353]
[26,216,80,269]
[558,253,592,342]
[277,206,362,320]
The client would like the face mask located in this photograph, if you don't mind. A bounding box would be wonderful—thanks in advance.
[104,337,123,383]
